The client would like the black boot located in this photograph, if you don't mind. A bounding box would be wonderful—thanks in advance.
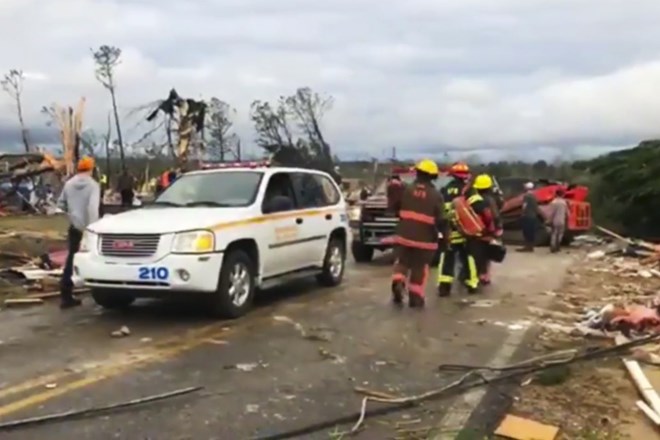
[408,294,425,308]
[60,296,82,309]
[438,283,451,297]
[466,285,479,294]
[391,281,405,306]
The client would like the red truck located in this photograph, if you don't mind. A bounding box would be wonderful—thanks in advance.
[349,166,452,262]
[496,177,592,245]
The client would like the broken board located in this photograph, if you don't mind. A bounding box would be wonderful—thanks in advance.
[494,414,559,440]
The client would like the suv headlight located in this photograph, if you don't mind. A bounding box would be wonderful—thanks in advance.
[347,205,362,221]
[79,231,97,253]
[171,230,215,254]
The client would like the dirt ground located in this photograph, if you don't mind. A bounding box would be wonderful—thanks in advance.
[510,250,660,439]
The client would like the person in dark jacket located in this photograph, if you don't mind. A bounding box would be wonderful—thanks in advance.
[117,170,135,207]
[518,182,539,252]
[390,159,444,308]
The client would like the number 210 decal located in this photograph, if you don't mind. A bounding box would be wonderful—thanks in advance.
[138,267,169,280]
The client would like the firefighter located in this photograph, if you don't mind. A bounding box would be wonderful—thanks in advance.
[391,159,444,308]
[471,174,502,285]
[437,162,481,296]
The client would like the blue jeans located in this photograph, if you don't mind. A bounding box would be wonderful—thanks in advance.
[521,217,537,246]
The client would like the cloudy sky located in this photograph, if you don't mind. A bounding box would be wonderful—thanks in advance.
[1,0,659,160]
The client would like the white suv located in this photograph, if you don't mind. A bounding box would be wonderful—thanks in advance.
[74,163,350,318]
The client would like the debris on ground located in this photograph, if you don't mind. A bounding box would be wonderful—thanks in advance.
[272,315,335,342]
[110,326,131,338]
[495,414,559,440]
[511,227,660,439]
[3,297,44,307]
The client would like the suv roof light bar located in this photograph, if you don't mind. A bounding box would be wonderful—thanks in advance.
[201,160,271,170]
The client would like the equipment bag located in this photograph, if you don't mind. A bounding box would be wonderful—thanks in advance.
[486,239,507,263]
[452,196,485,237]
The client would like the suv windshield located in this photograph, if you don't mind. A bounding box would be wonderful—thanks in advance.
[153,171,263,207]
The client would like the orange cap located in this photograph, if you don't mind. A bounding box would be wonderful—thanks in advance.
[77,156,95,172]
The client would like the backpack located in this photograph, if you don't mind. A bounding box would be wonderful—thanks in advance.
[450,185,485,237]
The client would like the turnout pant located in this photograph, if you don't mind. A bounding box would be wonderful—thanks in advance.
[60,226,83,302]
[391,246,434,298]
[437,241,479,289]
[473,239,490,283]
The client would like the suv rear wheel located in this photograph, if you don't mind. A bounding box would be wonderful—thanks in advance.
[209,249,256,319]
[317,237,346,287]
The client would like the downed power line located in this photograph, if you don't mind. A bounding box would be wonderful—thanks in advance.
[252,334,660,440]
[0,386,202,431]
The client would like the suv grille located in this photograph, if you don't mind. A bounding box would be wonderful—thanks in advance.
[99,234,161,257]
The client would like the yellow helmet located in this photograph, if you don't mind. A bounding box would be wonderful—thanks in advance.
[473,174,493,190]
[415,159,439,176]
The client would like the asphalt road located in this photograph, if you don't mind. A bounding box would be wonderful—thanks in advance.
[0,249,573,439]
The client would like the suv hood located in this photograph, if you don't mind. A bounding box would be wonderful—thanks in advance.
[88,207,253,234]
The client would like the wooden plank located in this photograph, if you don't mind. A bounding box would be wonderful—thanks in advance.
[3,298,44,307]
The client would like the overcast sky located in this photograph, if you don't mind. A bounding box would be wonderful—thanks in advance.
[1,0,659,160]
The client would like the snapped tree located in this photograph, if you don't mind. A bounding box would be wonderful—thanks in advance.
[145,89,207,165]
[92,45,126,171]
[1,69,30,152]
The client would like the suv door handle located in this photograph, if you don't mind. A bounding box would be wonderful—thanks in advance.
[325,214,332,220]
[296,218,303,224]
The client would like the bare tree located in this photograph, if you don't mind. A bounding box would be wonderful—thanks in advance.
[1,69,30,152]
[206,97,239,161]
[250,97,295,153]
[251,87,337,178]
[285,87,333,160]
[92,45,126,170]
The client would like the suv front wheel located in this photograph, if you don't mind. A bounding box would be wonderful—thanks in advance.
[91,288,136,310]
[317,237,346,287]
[209,249,256,319]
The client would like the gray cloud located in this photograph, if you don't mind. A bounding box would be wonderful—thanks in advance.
[0,0,659,159]
[0,122,59,150]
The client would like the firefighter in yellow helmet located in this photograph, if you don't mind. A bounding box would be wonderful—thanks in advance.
[437,162,480,296]
[390,159,445,308]
[471,174,503,285]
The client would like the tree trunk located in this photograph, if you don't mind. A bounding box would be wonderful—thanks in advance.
[109,86,125,171]
[166,116,174,159]
[236,139,241,161]
[15,97,29,152]
[104,112,112,178]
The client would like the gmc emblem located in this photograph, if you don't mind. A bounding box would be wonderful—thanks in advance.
[112,240,134,249]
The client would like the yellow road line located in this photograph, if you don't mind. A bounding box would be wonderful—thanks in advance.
[0,372,68,401]
[0,324,232,419]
